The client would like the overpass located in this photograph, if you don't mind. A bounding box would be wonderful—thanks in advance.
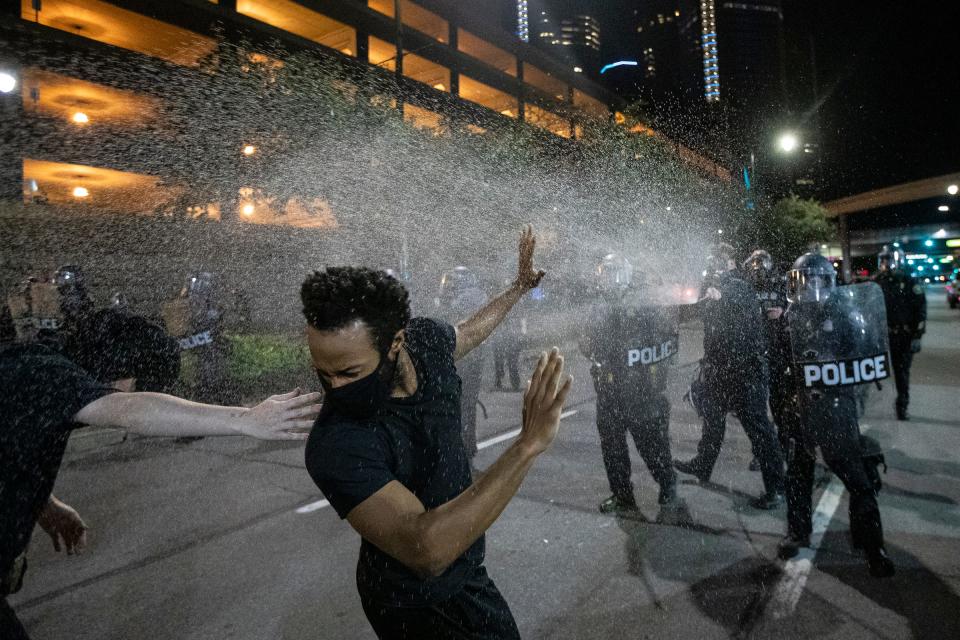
[823,172,960,279]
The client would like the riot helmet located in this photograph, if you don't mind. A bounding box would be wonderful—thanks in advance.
[52,264,93,321]
[877,245,901,272]
[742,249,774,286]
[704,243,736,278]
[181,272,214,299]
[787,252,837,303]
[595,253,633,295]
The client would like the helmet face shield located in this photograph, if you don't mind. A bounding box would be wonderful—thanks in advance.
[877,245,900,272]
[787,269,836,303]
[596,254,632,294]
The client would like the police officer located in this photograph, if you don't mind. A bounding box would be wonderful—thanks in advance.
[873,245,926,420]
[742,250,792,453]
[436,266,487,463]
[674,244,786,508]
[162,272,237,406]
[779,253,895,577]
[580,254,681,515]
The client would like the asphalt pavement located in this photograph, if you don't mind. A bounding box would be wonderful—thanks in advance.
[10,288,960,639]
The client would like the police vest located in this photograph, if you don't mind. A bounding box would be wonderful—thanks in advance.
[178,330,214,350]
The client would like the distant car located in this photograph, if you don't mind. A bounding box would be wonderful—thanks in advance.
[947,272,960,309]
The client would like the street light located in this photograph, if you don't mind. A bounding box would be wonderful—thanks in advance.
[938,205,950,212]
[777,132,799,153]
[0,71,16,94]
[948,184,959,195]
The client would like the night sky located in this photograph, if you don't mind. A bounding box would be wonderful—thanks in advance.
[541,0,959,201]
[783,0,960,200]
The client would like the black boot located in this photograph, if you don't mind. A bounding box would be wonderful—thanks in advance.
[599,494,639,515]
[674,458,711,483]
[777,533,811,560]
[896,404,909,421]
[866,546,896,578]
[750,491,785,510]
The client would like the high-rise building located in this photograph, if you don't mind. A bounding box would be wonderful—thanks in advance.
[528,2,601,75]
[625,0,783,110]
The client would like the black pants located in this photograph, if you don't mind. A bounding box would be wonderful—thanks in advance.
[360,567,520,640]
[693,363,785,494]
[889,332,914,412]
[493,341,521,390]
[785,393,884,550]
[768,360,793,451]
[596,394,675,500]
[1,598,30,640]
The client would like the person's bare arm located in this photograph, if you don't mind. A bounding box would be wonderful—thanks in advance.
[346,349,572,578]
[454,225,545,361]
[73,389,321,440]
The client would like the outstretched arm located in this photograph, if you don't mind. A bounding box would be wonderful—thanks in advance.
[454,225,545,360]
[346,349,572,577]
[73,389,321,440]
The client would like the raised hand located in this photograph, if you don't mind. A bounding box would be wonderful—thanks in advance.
[238,389,323,440]
[519,348,573,456]
[515,224,546,291]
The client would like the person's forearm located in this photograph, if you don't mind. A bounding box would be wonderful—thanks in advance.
[455,282,525,359]
[85,392,249,437]
[414,440,538,575]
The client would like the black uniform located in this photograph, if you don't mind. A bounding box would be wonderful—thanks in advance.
[582,298,678,504]
[752,274,792,446]
[873,269,926,417]
[783,299,885,551]
[170,293,237,405]
[684,271,785,496]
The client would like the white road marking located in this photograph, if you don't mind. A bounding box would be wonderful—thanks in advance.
[296,409,579,514]
[767,474,846,619]
[295,499,330,514]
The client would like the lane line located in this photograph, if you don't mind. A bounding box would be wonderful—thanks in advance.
[766,473,845,620]
[295,409,580,514]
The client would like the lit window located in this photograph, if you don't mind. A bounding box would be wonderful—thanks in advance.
[23,0,216,67]
[368,36,397,70]
[21,69,162,128]
[459,75,518,117]
[523,63,567,101]
[368,0,449,43]
[22,158,184,215]
[573,89,607,119]
[524,104,570,138]
[402,51,450,92]
[238,0,357,56]
[458,29,516,76]
[404,103,444,133]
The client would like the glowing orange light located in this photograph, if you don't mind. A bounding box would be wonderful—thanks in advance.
[241,203,255,216]
[72,186,89,198]
[242,144,256,156]
[72,111,89,124]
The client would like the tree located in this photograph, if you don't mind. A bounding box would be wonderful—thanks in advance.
[751,195,834,264]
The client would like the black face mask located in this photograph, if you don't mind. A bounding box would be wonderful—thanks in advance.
[317,350,398,418]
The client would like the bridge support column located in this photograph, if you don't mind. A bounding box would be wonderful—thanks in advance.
[839,214,852,283]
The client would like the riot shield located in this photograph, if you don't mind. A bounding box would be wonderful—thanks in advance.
[788,282,890,390]
[593,298,681,396]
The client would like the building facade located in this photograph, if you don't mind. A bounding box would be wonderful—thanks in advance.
[0,0,730,324]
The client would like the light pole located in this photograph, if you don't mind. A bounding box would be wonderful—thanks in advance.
[744,130,801,207]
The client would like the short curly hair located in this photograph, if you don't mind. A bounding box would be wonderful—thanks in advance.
[301,267,411,353]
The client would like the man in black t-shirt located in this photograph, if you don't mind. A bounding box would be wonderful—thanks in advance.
[1,318,320,639]
[303,226,574,640]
